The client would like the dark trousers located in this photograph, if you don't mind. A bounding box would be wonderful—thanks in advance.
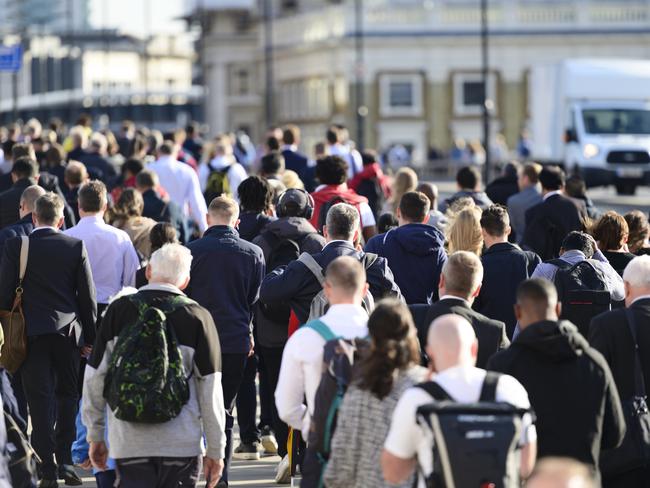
[9,368,28,434]
[95,469,117,488]
[22,333,80,479]
[258,345,288,457]
[236,354,261,445]
[603,467,650,488]
[221,353,248,484]
[116,456,201,488]
[258,353,273,429]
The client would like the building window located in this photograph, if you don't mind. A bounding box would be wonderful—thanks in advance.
[379,74,423,117]
[453,72,497,116]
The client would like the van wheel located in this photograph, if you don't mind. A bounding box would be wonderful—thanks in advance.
[615,183,637,196]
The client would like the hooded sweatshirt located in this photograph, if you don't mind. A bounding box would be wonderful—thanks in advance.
[487,320,625,472]
[364,223,447,304]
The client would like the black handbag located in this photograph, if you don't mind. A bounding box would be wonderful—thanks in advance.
[600,308,650,476]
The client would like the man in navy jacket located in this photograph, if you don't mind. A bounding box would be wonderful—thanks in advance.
[186,195,265,486]
[281,125,309,185]
[365,191,447,304]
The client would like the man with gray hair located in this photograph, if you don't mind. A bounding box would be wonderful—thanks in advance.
[0,184,45,255]
[83,243,226,488]
[423,251,509,368]
[261,202,401,324]
[590,255,650,486]
[0,192,96,486]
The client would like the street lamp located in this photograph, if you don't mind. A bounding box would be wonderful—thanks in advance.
[354,0,365,151]
[481,0,491,181]
[264,0,274,128]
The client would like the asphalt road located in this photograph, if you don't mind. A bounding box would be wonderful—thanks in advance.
[76,181,649,487]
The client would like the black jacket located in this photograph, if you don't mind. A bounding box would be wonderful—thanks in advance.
[281,149,309,184]
[0,228,97,344]
[186,226,265,353]
[79,152,117,184]
[260,240,401,324]
[424,297,509,368]
[0,213,33,258]
[488,320,625,470]
[589,298,650,405]
[252,217,326,348]
[474,242,541,337]
[522,194,584,260]
[238,212,275,243]
[141,189,188,244]
[486,175,519,206]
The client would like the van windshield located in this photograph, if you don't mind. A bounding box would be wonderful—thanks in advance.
[582,109,650,135]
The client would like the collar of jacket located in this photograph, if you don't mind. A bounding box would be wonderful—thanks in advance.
[484,241,518,255]
[203,225,239,238]
[439,296,470,308]
[18,213,33,225]
[13,178,35,189]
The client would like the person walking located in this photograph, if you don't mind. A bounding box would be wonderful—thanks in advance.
[82,244,226,488]
[0,192,97,487]
[488,279,625,479]
[186,196,265,486]
[507,162,542,243]
[0,184,45,256]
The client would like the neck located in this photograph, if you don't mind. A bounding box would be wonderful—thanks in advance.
[79,211,103,219]
[519,314,557,329]
[628,289,650,306]
[441,291,472,302]
[484,234,508,248]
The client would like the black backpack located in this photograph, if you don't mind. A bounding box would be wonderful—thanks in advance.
[4,409,38,488]
[356,178,385,220]
[258,232,303,324]
[301,320,368,488]
[316,195,352,233]
[415,372,530,488]
[103,294,193,423]
[549,259,611,337]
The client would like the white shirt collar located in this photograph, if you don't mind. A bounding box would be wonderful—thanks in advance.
[631,295,650,305]
[139,283,185,295]
[31,226,59,234]
[282,144,298,152]
[77,214,105,225]
[439,295,469,305]
[543,190,562,201]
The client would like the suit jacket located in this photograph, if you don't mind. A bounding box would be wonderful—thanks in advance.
[0,213,33,257]
[141,189,188,244]
[281,149,309,183]
[507,186,542,243]
[0,228,97,344]
[423,297,509,368]
[589,298,650,403]
[522,194,584,261]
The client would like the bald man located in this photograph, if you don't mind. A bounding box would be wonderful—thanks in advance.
[381,314,536,487]
[0,184,45,255]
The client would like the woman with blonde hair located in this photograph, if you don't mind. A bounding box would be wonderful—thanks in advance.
[386,167,418,214]
[447,205,483,256]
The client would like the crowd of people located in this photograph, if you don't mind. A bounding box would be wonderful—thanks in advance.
[0,116,648,488]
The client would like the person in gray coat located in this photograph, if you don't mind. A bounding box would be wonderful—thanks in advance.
[507,162,543,243]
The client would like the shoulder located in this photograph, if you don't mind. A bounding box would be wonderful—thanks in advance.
[590,308,625,331]
[365,232,387,249]
[237,237,264,259]
[495,374,531,409]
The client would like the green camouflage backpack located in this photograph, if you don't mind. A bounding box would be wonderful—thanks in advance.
[103,294,193,423]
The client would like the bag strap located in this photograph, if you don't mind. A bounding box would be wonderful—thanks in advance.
[304,319,338,342]
[478,371,501,402]
[548,258,571,270]
[361,252,378,270]
[626,308,647,397]
[18,236,28,286]
[298,252,325,285]
[415,381,453,401]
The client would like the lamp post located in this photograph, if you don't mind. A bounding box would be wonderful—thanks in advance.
[264,0,274,128]
[354,0,366,150]
[481,0,491,181]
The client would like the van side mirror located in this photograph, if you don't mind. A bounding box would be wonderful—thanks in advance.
[564,129,578,143]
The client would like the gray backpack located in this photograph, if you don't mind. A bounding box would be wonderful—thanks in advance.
[298,252,376,322]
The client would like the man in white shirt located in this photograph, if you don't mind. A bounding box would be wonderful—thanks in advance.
[149,140,208,233]
[382,314,537,488]
[64,180,139,311]
[325,126,363,179]
[274,255,369,481]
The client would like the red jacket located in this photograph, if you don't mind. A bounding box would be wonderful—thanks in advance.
[348,163,391,199]
[310,184,369,230]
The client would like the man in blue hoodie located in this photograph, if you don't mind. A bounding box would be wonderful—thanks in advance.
[365,191,447,304]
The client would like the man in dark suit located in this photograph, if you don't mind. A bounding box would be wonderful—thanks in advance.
[281,125,309,185]
[589,255,650,487]
[136,170,188,243]
[522,166,584,260]
[261,202,401,324]
[0,192,97,487]
[423,250,509,368]
[0,157,39,228]
[0,185,44,262]
[79,134,117,184]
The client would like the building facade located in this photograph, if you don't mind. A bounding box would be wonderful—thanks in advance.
[194,0,650,166]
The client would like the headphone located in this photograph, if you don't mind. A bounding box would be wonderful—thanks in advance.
[276,188,315,220]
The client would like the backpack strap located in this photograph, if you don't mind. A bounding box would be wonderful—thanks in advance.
[478,371,501,402]
[415,381,453,401]
[304,319,339,342]
[298,252,325,285]
[361,252,378,269]
[548,258,571,270]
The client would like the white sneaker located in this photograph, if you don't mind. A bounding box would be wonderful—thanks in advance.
[275,454,291,484]
[261,433,278,455]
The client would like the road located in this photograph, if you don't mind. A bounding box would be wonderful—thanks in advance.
[77,182,648,487]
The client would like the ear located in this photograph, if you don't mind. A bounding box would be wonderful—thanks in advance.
[323,225,329,239]
[556,302,562,318]
[505,225,512,237]
[32,214,37,226]
[362,282,370,298]
[234,218,241,229]
[178,274,191,291]
[206,213,212,227]
[425,344,437,373]
[396,208,402,220]
[472,283,482,298]
[439,273,445,290]
[145,264,152,282]
[470,339,479,362]
[514,304,522,322]
[353,228,360,243]
[55,216,64,229]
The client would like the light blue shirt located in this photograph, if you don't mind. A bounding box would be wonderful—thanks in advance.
[64,215,139,304]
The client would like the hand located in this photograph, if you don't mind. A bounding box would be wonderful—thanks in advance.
[81,345,93,358]
[89,441,109,471]
[203,457,224,488]
[248,335,255,358]
[77,458,92,470]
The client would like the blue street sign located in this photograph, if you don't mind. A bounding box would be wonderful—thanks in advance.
[0,45,22,72]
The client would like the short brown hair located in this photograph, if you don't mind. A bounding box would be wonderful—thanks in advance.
[78,180,108,213]
[135,169,158,190]
[625,210,650,253]
[325,256,366,295]
[592,211,629,251]
[521,162,542,184]
[115,188,144,218]
[34,192,65,226]
[442,251,483,297]
[480,205,510,237]
[282,125,300,146]
[399,191,430,223]
[208,195,240,223]
[64,161,88,187]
